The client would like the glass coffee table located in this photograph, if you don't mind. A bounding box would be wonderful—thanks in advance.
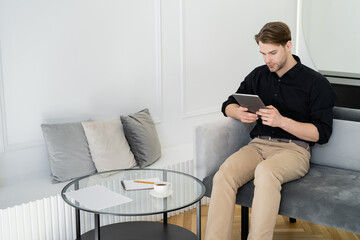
[61,168,206,240]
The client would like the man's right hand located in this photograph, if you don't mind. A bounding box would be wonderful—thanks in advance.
[225,104,259,123]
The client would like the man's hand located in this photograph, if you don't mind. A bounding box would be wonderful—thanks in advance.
[225,104,258,123]
[226,103,319,142]
[256,105,283,127]
[257,105,319,142]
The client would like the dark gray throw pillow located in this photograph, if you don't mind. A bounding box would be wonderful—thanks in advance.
[120,109,162,168]
[41,122,96,183]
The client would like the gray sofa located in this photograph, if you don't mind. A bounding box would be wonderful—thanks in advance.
[195,107,360,239]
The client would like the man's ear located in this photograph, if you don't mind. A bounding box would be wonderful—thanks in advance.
[286,40,292,52]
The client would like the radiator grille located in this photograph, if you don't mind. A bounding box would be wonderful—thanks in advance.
[0,159,210,240]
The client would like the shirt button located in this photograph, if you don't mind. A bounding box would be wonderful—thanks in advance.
[278,79,281,82]
[274,93,278,97]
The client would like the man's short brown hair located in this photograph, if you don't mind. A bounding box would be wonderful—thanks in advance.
[254,22,291,46]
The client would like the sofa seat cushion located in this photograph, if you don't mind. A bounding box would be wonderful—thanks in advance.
[280,164,360,233]
[203,164,360,234]
[149,143,193,169]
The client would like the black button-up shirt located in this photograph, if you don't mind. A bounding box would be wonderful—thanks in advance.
[221,55,336,145]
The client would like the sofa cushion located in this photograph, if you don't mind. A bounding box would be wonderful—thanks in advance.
[82,120,136,172]
[279,164,360,234]
[41,122,96,183]
[333,106,360,122]
[311,119,360,172]
[120,109,161,168]
[203,164,360,234]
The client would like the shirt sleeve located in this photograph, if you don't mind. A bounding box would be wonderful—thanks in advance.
[221,70,257,116]
[309,77,337,144]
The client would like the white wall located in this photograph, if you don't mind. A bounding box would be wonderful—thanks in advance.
[301,0,360,74]
[295,0,316,69]
[0,0,298,191]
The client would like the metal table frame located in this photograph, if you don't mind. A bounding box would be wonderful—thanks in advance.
[62,169,205,240]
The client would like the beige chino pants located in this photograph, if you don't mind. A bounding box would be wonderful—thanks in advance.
[205,138,311,240]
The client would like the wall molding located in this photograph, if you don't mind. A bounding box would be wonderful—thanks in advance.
[179,0,223,119]
[0,42,6,152]
[179,0,186,118]
[153,0,163,124]
[1,40,45,151]
[180,0,302,118]
[295,0,302,55]
[0,0,163,152]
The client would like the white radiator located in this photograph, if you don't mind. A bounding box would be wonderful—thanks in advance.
[0,159,210,240]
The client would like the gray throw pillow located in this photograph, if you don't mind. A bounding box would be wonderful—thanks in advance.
[41,122,96,183]
[120,109,161,168]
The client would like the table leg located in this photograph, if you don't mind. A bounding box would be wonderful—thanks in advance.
[241,206,249,240]
[94,214,100,240]
[163,212,168,225]
[75,209,81,239]
[74,181,81,239]
[197,201,201,240]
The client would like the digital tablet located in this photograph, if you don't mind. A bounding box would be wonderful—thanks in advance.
[232,93,266,113]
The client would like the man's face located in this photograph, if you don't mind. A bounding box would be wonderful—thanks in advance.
[259,41,291,74]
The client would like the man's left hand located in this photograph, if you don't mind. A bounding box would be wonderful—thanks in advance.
[256,105,283,127]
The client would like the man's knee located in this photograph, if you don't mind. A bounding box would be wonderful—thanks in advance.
[213,167,230,185]
[254,161,283,185]
[213,163,241,190]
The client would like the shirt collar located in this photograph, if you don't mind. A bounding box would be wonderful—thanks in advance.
[271,54,302,79]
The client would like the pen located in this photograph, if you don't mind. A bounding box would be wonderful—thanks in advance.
[134,180,155,184]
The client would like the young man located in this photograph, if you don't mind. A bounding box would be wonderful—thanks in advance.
[205,22,336,240]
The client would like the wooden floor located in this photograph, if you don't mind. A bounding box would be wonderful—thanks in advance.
[167,205,360,240]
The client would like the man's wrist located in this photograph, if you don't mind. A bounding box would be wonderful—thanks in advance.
[225,104,240,118]
[280,116,290,131]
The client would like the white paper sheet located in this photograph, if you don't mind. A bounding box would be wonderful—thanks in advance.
[65,185,133,210]
[121,178,160,190]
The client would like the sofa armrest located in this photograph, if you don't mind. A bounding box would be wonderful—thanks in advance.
[194,117,254,181]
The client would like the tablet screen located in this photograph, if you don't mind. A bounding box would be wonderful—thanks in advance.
[232,93,266,113]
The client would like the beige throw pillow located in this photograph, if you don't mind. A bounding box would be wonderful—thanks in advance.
[82,120,136,172]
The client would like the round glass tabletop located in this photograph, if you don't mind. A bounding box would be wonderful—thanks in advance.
[61,168,206,216]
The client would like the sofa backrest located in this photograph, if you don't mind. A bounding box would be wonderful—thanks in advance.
[333,106,360,122]
[311,116,360,172]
